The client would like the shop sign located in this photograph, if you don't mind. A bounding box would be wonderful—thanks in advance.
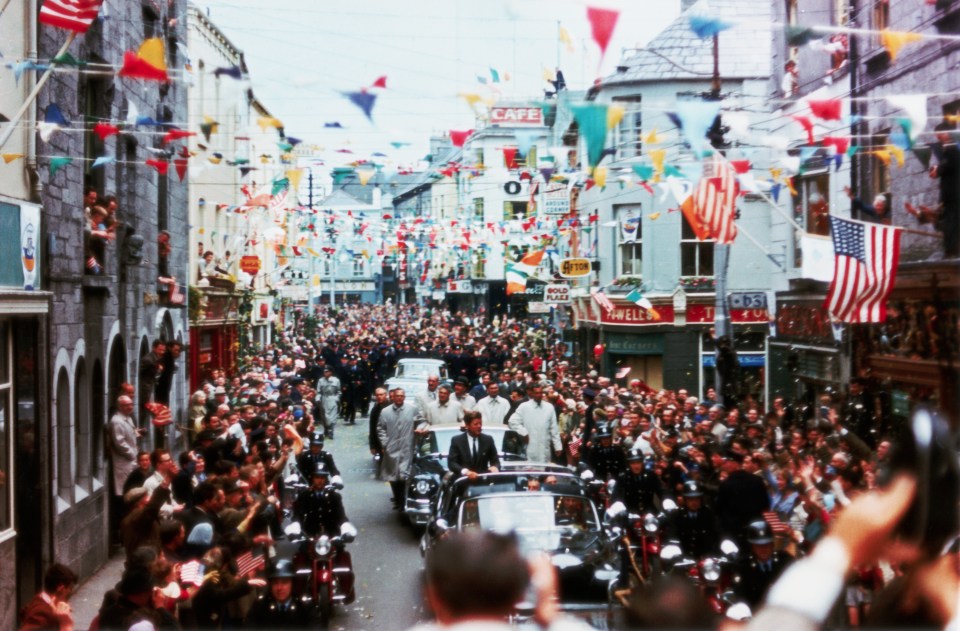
[528,302,552,313]
[775,303,834,343]
[544,284,570,303]
[601,304,675,325]
[687,304,769,323]
[542,185,570,215]
[605,333,665,355]
[703,353,766,367]
[559,258,591,278]
[728,292,767,309]
[490,107,543,126]
[239,255,261,274]
[447,280,473,293]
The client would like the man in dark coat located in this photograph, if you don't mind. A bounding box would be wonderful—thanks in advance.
[368,387,389,460]
[154,340,182,406]
[668,481,720,559]
[448,411,501,479]
[735,520,793,607]
[715,452,770,544]
[245,559,313,628]
[612,451,666,515]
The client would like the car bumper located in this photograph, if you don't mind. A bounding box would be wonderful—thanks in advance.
[404,498,434,525]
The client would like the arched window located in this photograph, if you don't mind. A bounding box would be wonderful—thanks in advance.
[75,360,90,495]
[91,361,104,485]
[56,367,72,504]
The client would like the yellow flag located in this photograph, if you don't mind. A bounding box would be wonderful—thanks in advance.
[607,104,625,129]
[286,169,304,191]
[649,212,661,221]
[203,115,220,134]
[257,116,283,132]
[769,167,783,180]
[593,166,607,188]
[2,153,24,163]
[644,128,660,144]
[138,37,167,72]
[650,148,666,175]
[357,169,375,186]
[559,26,575,53]
[873,149,892,167]
[307,248,321,258]
[880,29,923,62]
[542,67,556,82]
[885,144,905,168]
[208,155,222,165]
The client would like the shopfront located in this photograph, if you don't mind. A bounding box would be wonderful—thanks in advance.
[189,290,240,390]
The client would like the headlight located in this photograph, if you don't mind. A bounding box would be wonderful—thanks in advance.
[643,513,659,533]
[314,535,331,558]
[414,479,432,495]
[701,558,721,582]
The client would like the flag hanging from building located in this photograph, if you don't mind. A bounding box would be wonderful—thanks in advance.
[591,288,614,312]
[505,249,544,295]
[693,155,739,243]
[824,216,901,323]
[39,0,104,33]
[625,288,661,320]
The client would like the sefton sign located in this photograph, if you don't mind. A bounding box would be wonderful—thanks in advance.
[489,107,543,126]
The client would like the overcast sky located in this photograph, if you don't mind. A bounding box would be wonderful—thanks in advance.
[195,0,681,170]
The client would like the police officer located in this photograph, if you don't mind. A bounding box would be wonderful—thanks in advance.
[342,355,366,426]
[245,559,312,628]
[612,451,666,515]
[669,481,720,559]
[293,464,355,540]
[586,426,627,481]
[735,520,793,608]
[842,378,877,448]
[296,433,343,487]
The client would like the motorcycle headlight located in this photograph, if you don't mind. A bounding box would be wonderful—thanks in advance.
[702,558,721,583]
[314,535,332,558]
[414,479,432,495]
[643,513,659,533]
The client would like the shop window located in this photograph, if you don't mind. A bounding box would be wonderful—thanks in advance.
[616,204,643,276]
[681,213,714,277]
[0,321,10,530]
[613,96,642,160]
[55,367,71,505]
[504,201,531,220]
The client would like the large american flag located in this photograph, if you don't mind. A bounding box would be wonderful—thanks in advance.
[39,0,104,33]
[693,155,739,244]
[824,216,901,323]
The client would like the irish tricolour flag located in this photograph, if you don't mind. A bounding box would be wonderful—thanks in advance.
[505,249,545,295]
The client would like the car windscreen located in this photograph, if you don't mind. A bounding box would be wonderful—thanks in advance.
[460,494,600,554]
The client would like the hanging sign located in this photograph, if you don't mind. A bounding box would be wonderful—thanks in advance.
[559,258,591,278]
[542,184,570,215]
[239,255,261,274]
[544,284,570,303]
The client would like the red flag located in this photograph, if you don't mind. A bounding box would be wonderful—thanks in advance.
[822,136,850,155]
[174,158,188,182]
[371,75,387,89]
[693,155,739,244]
[163,129,196,145]
[502,147,518,169]
[791,115,815,144]
[146,159,169,175]
[39,0,104,33]
[586,7,620,57]
[92,121,119,140]
[808,99,843,121]
[824,216,901,323]
[449,129,473,147]
[118,51,168,81]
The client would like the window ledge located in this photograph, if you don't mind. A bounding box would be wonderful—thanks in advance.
[56,495,71,515]
[92,478,103,492]
[75,485,90,503]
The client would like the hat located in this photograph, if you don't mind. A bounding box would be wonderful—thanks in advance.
[118,567,155,596]
[454,376,469,386]
[222,479,243,495]
[214,386,227,395]
[186,523,214,547]
[124,487,148,506]
[582,388,596,399]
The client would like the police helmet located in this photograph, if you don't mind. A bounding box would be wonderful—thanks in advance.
[312,463,331,478]
[682,480,704,498]
[626,450,644,463]
[595,425,613,440]
[746,520,773,545]
[268,558,296,579]
[310,433,325,447]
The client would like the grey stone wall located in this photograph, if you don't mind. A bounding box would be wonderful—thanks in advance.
[36,0,189,581]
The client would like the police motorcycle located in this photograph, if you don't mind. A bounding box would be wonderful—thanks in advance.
[658,533,751,620]
[604,495,676,605]
[278,460,357,627]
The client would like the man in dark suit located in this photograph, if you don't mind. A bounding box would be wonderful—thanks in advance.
[448,411,500,480]
[715,451,770,545]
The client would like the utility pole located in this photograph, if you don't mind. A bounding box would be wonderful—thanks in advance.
[708,33,737,408]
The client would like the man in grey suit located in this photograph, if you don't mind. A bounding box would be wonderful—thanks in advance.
[414,375,440,415]
[108,395,142,540]
[377,388,426,510]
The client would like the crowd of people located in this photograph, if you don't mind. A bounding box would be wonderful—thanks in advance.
[20,303,957,630]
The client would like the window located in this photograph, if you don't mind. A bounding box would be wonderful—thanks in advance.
[503,201,530,220]
[321,257,333,278]
[616,204,643,276]
[473,197,485,222]
[681,213,714,277]
[870,131,891,210]
[56,368,71,504]
[872,0,889,48]
[352,255,365,277]
[75,361,90,494]
[0,322,10,530]
[613,96,642,160]
[82,75,109,194]
[143,5,159,39]
[519,145,537,168]
[791,172,831,267]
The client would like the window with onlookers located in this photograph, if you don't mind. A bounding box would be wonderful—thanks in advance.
[616,204,643,276]
[790,172,831,268]
[504,201,531,220]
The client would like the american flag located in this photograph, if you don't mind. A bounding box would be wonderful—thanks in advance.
[235,549,266,578]
[592,289,614,313]
[762,511,790,535]
[693,155,739,244]
[824,216,901,323]
[179,560,204,587]
[39,0,104,33]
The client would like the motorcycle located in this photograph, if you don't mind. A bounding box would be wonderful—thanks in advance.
[279,474,357,627]
[605,498,675,606]
[659,538,752,621]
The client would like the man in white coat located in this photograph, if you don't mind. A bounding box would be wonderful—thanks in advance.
[317,366,341,439]
[508,384,562,463]
[108,395,141,539]
[377,388,426,510]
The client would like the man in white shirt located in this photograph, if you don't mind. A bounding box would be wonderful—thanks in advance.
[141,448,182,518]
[424,385,463,426]
[452,377,476,411]
[476,382,509,426]
[414,374,441,415]
[508,384,561,463]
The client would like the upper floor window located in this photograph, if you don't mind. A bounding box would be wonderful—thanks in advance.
[473,197,484,222]
[504,201,531,220]
[352,255,365,277]
[681,213,714,277]
[616,204,643,276]
[792,172,831,267]
[613,96,642,160]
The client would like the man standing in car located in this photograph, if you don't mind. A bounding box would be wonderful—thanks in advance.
[448,411,500,479]
[508,384,562,463]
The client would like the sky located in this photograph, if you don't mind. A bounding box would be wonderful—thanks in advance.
[195,0,681,174]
